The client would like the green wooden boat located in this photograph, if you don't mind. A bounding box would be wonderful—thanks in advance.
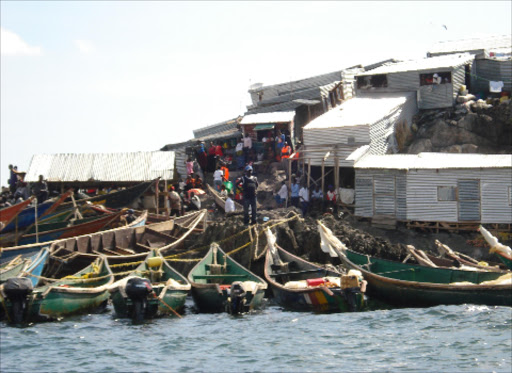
[0,256,114,323]
[264,228,366,313]
[318,222,512,307]
[109,249,190,321]
[187,243,267,314]
[494,252,512,270]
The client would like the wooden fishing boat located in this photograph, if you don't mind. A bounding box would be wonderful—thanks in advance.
[0,198,35,233]
[0,210,148,265]
[493,252,512,270]
[43,209,207,279]
[1,192,71,234]
[318,221,512,307]
[188,242,267,314]
[0,256,114,323]
[55,179,157,212]
[206,184,243,214]
[264,228,366,313]
[405,245,506,272]
[478,225,512,271]
[0,247,50,286]
[109,249,190,321]
[0,209,132,248]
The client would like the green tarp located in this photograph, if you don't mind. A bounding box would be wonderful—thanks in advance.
[253,124,275,131]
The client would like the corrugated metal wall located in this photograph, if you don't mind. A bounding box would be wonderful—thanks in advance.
[374,175,396,216]
[457,179,481,221]
[473,59,512,93]
[303,125,370,167]
[396,175,407,220]
[355,168,512,223]
[355,176,373,217]
[356,64,469,109]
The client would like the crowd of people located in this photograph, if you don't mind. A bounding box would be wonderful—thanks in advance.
[0,165,49,208]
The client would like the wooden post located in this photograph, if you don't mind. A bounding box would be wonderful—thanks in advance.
[35,199,39,243]
[14,216,18,246]
[334,152,339,207]
[307,159,311,189]
[155,179,160,215]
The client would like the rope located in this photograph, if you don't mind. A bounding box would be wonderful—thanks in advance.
[165,213,301,262]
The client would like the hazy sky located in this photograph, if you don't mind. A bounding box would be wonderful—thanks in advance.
[1,1,511,185]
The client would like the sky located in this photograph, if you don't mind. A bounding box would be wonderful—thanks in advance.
[1,1,511,185]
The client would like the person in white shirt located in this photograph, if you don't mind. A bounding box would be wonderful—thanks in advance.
[213,166,224,192]
[274,180,288,207]
[299,183,309,217]
[225,193,235,215]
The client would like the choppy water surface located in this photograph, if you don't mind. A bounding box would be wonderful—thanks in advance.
[1,299,511,373]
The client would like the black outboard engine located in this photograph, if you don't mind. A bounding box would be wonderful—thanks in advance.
[227,281,247,315]
[3,277,34,324]
[125,277,153,322]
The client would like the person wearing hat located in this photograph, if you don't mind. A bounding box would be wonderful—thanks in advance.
[236,165,259,225]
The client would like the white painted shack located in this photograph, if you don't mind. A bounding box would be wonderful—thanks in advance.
[354,153,512,224]
[356,53,475,109]
[427,35,512,94]
[302,93,417,167]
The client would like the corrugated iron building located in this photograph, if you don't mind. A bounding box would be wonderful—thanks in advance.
[356,53,475,109]
[302,93,417,167]
[354,153,512,224]
[427,35,512,95]
[25,151,175,187]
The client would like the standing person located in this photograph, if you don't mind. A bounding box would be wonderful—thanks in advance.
[225,193,235,215]
[213,166,224,192]
[274,180,288,208]
[31,175,49,204]
[220,162,229,182]
[169,186,182,217]
[197,142,207,174]
[237,165,258,226]
[207,142,216,173]
[326,185,337,214]
[8,165,18,193]
[186,157,194,176]
[311,185,324,213]
[290,178,300,208]
[299,183,310,217]
[243,133,252,160]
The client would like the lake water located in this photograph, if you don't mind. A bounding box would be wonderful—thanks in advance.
[1,299,511,373]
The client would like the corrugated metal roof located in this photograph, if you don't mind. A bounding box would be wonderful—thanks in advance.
[195,127,242,142]
[246,100,311,114]
[355,153,512,170]
[428,35,511,56]
[192,117,240,139]
[358,53,474,76]
[25,151,175,183]
[304,94,409,130]
[240,111,295,125]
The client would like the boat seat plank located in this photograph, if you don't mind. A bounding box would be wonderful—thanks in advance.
[270,269,326,277]
[193,274,249,280]
[93,248,122,256]
[115,246,136,255]
[144,228,179,241]
[135,242,152,251]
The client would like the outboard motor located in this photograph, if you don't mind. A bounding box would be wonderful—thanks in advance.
[125,277,153,322]
[227,281,247,315]
[3,277,34,324]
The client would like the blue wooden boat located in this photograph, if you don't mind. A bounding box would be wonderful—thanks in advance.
[0,247,50,287]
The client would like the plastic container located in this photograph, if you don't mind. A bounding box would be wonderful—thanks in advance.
[306,278,325,287]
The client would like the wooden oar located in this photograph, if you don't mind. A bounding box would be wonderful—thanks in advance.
[150,290,182,318]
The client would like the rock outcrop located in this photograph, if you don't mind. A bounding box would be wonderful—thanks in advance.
[405,99,512,154]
